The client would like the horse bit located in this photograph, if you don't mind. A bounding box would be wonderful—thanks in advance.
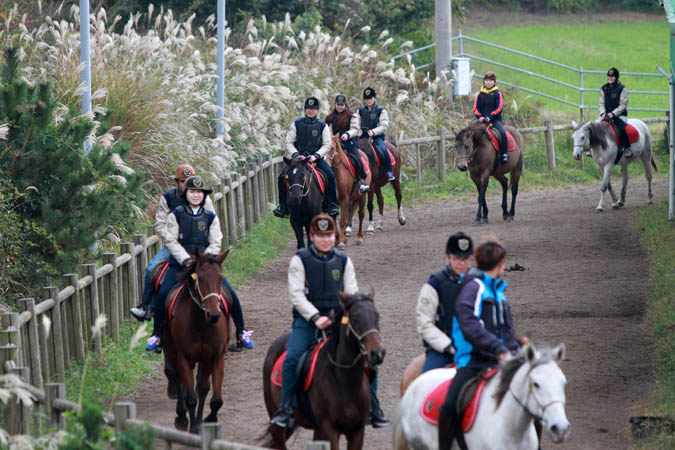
[322,317,380,369]
[508,372,565,421]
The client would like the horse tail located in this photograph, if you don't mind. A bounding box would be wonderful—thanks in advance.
[392,408,410,450]
[651,156,658,172]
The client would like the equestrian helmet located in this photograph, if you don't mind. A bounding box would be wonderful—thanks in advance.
[363,87,376,99]
[446,232,474,256]
[484,71,497,81]
[175,164,196,181]
[335,94,347,105]
[309,214,338,237]
[183,175,213,196]
[607,67,619,79]
[304,96,320,109]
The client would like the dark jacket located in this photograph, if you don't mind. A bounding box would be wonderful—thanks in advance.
[473,86,504,122]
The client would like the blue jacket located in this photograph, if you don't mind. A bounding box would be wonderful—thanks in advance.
[451,268,519,369]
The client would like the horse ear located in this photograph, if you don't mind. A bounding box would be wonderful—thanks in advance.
[338,291,351,309]
[453,129,459,137]
[196,249,203,260]
[525,343,538,362]
[553,343,566,362]
[283,156,292,165]
[571,120,578,129]
[367,287,375,302]
[218,249,230,265]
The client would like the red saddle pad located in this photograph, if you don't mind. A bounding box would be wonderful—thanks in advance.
[310,165,325,193]
[486,128,516,152]
[368,143,397,168]
[271,340,327,392]
[344,154,370,178]
[419,368,498,433]
[604,121,640,146]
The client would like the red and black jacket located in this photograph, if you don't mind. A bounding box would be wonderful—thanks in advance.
[473,86,504,122]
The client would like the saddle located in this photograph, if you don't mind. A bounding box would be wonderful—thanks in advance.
[271,340,327,391]
[344,152,370,179]
[364,142,396,169]
[419,367,498,433]
[603,120,639,147]
[165,281,231,321]
[485,126,515,152]
[150,260,171,292]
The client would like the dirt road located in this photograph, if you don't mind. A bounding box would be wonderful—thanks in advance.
[125,182,661,449]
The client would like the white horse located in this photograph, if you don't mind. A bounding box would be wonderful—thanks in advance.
[393,344,570,450]
[571,119,657,212]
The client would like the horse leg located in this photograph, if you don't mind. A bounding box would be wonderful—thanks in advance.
[195,361,212,427]
[473,180,483,226]
[596,164,613,212]
[315,427,340,450]
[174,383,189,430]
[357,195,366,245]
[346,427,366,450]
[338,199,349,250]
[366,190,375,234]
[640,145,654,204]
[205,355,225,423]
[375,189,385,231]
[496,174,509,220]
[616,163,629,208]
[176,356,199,434]
[509,169,520,220]
[478,175,490,224]
[289,216,305,249]
[392,178,406,226]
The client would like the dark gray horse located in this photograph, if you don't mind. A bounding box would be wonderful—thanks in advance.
[283,156,324,249]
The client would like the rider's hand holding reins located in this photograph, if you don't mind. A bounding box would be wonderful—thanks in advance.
[314,316,332,330]
[182,256,196,270]
[340,133,349,141]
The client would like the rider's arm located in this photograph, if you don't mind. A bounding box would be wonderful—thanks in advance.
[371,109,389,136]
[473,92,483,119]
[500,300,521,352]
[205,214,223,255]
[342,257,358,295]
[455,280,507,355]
[165,212,191,265]
[288,255,320,321]
[153,195,171,242]
[488,90,504,120]
[347,113,360,139]
[416,283,451,353]
[612,88,628,117]
[285,122,299,158]
[316,125,332,158]
[598,88,606,116]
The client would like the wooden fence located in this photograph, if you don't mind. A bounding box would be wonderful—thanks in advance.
[398,116,670,184]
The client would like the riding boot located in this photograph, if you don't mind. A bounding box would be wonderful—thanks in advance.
[368,369,391,428]
[270,401,294,429]
[437,411,455,450]
[274,170,289,218]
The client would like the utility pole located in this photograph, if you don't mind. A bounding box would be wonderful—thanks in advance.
[664,0,675,219]
[216,0,226,139]
[434,0,452,81]
[79,0,92,156]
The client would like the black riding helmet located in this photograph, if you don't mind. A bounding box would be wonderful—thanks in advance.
[335,94,347,105]
[607,67,619,80]
[446,232,473,256]
[304,96,320,109]
[182,175,212,206]
[363,87,376,99]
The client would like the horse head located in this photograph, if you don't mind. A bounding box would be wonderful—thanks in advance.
[499,343,570,444]
[186,250,228,324]
[327,133,344,167]
[337,291,385,368]
[454,125,479,171]
[283,156,311,207]
[571,121,591,160]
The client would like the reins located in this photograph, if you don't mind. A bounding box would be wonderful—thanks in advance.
[321,316,380,369]
[507,362,566,421]
[185,273,220,314]
[288,164,314,198]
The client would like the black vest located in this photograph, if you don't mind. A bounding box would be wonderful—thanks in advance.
[163,187,184,211]
[427,268,463,344]
[296,247,348,317]
[358,105,383,133]
[171,206,216,262]
[602,83,627,117]
[294,118,326,155]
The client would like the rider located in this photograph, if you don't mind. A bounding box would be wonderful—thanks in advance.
[416,232,473,374]
[358,87,395,182]
[437,237,520,450]
[598,67,631,158]
[130,164,215,322]
[473,71,509,165]
[324,94,370,195]
[273,97,340,219]
[269,214,391,430]
[145,175,254,352]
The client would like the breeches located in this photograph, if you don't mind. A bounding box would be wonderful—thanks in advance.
[142,245,171,305]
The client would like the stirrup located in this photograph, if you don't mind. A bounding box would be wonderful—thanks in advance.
[386,172,395,181]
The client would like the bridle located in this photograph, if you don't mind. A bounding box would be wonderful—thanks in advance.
[508,364,565,421]
[322,313,381,369]
[287,164,313,198]
[186,272,220,314]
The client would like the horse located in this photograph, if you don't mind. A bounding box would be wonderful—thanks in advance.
[162,251,231,434]
[325,134,371,249]
[357,135,406,233]
[283,156,324,249]
[571,119,657,212]
[454,122,524,225]
[393,343,570,450]
[261,292,385,450]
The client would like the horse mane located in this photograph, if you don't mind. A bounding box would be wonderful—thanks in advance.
[586,122,612,151]
[493,347,559,407]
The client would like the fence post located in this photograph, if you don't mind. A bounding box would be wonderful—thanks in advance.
[544,120,556,171]
[223,175,238,246]
[579,66,584,123]
[133,234,147,303]
[307,442,331,450]
[233,171,245,239]
[45,286,66,380]
[257,157,268,217]
[103,253,120,341]
[200,422,224,450]
[438,129,447,182]
[264,153,274,206]
[82,264,103,354]
[416,143,422,184]
[114,401,136,433]
[45,382,66,431]
[240,160,254,232]
[18,299,43,388]
[214,182,228,249]
[64,273,86,362]
[8,366,31,435]
[120,242,138,319]
[2,312,22,367]
[248,160,261,224]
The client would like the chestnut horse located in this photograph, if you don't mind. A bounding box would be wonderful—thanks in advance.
[162,251,231,434]
[358,135,406,233]
[261,292,385,450]
[326,134,371,249]
[454,122,524,225]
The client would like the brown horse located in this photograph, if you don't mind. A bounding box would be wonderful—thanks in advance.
[261,292,385,450]
[162,251,231,434]
[454,122,524,225]
[326,134,371,249]
[358,136,406,233]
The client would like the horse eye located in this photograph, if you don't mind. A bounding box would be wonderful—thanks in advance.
[533,381,540,389]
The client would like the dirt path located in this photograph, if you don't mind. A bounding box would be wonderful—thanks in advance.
[123,182,662,449]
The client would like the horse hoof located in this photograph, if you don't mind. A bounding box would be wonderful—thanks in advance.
[506,216,514,222]
[175,416,188,431]
[356,238,363,246]
[612,204,620,210]
[398,216,407,226]
[337,243,346,251]
[473,220,482,227]
[189,425,200,434]
[366,225,375,234]
[618,201,624,207]
[345,226,352,237]
[595,208,604,213]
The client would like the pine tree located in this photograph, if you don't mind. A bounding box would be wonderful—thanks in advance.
[0,46,147,271]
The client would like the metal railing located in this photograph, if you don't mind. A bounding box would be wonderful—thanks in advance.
[392,31,670,117]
